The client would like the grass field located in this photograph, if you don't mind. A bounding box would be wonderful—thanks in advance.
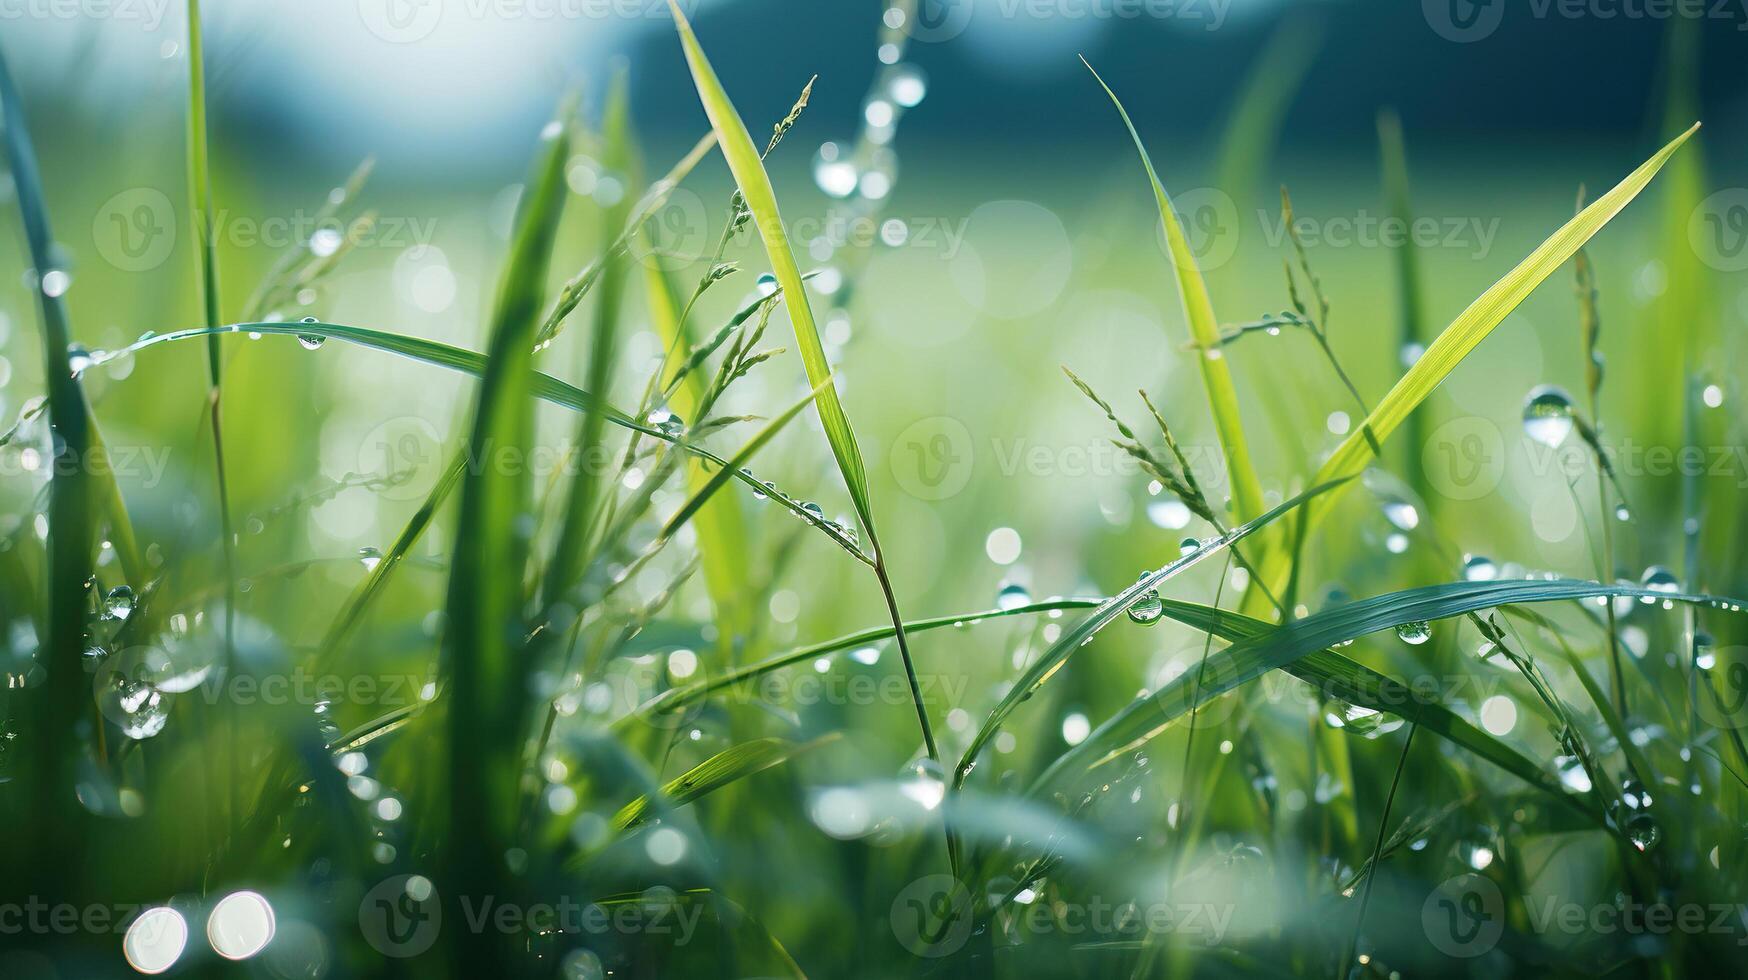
[0,2,1745,977]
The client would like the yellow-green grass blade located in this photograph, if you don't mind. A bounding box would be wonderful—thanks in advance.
[546,76,634,608]
[669,2,871,535]
[442,108,572,966]
[1254,123,1699,598]
[644,254,754,652]
[612,733,841,830]
[1084,57,1267,524]
[669,2,949,869]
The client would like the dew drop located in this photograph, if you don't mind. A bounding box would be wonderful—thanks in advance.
[1624,812,1661,852]
[1127,588,1164,626]
[899,757,946,810]
[104,585,136,621]
[996,583,1030,610]
[1461,555,1497,582]
[1522,384,1576,448]
[1395,621,1432,645]
[1322,702,1403,739]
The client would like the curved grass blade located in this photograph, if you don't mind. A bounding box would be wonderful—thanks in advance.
[670,2,872,537]
[612,733,841,830]
[1083,57,1266,524]
[95,320,874,563]
[669,0,946,866]
[0,42,99,887]
[1153,598,1585,813]
[626,598,1102,725]
[1039,578,1740,793]
[954,479,1348,787]
[1252,123,1700,601]
[658,378,829,544]
[442,110,572,970]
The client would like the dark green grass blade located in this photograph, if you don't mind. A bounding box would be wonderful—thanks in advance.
[955,479,1349,786]
[441,108,572,968]
[611,733,841,830]
[0,42,96,899]
[1152,599,1582,812]
[1039,579,1742,794]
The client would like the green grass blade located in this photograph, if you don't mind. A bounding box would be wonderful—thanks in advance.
[0,42,97,892]
[611,733,841,830]
[627,598,1101,724]
[644,252,754,652]
[955,478,1348,787]
[658,378,828,544]
[104,319,876,564]
[546,76,635,607]
[441,106,572,967]
[1155,599,1580,811]
[536,131,717,346]
[668,1,947,868]
[1083,57,1267,523]
[669,3,871,535]
[1304,125,1698,528]
[1039,578,1736,793]
[1377,109,1431,502]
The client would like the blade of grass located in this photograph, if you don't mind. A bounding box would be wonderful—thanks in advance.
[1083,57,1266,524]
[1376,108,1430,504]
[441,106,572,970]
[626,598,1100,725]
[668,1,951,870]
[658,378,829,544]
[955,479,1349,788]
[546,75,635,608]
[0,42,96,899]
[611,733,841,829]
[1038,578,1737,796]
[184,0,240,833]
[98,320,877,564]
[1254,122,1700,598]
[644,248,754,655]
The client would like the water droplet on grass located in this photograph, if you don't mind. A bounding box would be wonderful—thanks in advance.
[1462,555,1497,581]
[1522,385,1576,447]
[996,583,1030,610]
[1395,621,1432,645]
